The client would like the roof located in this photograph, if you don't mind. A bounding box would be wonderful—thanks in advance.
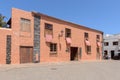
[104,33,120,39]
[32,12,103,34]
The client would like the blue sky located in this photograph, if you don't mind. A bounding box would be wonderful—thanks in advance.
[0,0,120,34]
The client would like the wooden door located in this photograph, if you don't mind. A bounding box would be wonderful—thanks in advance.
[20,46,33,63]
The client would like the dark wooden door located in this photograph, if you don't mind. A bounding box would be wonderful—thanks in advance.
[20,46,33,63]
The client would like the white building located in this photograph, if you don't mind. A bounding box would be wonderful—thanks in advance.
[103,34,120,59]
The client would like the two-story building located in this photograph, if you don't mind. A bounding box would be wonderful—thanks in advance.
[0,8,103,64]
[103,34,120,59]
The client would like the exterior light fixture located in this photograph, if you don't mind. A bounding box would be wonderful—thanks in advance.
[59,30,64,37]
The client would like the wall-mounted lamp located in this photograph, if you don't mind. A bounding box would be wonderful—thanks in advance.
[59,30,64,37]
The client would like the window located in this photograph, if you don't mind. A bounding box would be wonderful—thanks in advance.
[45,23,53,30]
[96,35,100,42]
[65,28,71,37]
[97,47,100,53]
[96,35,100,39]
[104,50,108,55]
[44,23,53,36]
[84,32,88,39]
[118,50,120,52]
[113,41,118,45]
[86,46,91,53]
[20,18,31,32]
[96,39,99,42]
[50,43,57,54]
[104,42,109,46]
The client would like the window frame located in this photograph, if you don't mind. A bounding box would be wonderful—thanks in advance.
[84,32,89,39]
[96,35,100,39]
[96,35,100,42]
[45,23,53,30]
[20,18,31,32]
[50,43,57,55]
[86,46,91,53]
[65,28,71,38]
[97,47,100,54]
[104,42,109,46]
[44,23,53,37]
[113,41,118,46]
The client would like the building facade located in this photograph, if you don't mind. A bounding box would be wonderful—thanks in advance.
[0,8,103,64]
[103,34,120,59]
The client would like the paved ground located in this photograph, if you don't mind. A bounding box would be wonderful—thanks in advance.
[0,60,120,80]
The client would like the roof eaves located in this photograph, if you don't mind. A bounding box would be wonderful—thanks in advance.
[32,12,103,34]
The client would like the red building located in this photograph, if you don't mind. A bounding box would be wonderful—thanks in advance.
[0,8,103,64]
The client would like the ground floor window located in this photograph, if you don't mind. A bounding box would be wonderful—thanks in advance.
[86,46,91,53]
[50,43,57,55]
[97,47,100,53]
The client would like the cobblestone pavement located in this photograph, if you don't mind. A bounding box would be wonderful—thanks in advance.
[0,60,120,80]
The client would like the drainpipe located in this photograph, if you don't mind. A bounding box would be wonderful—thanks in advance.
[101,33,104,60]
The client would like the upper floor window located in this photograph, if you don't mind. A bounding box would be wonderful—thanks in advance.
[104,42,109,46]
[20,18,31,32]
[113,41,118,46]
[44,23,53,36]
[84,32,89,39]
[45,23,53,30]
[65,28,71,37]
[96,35,100,40]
